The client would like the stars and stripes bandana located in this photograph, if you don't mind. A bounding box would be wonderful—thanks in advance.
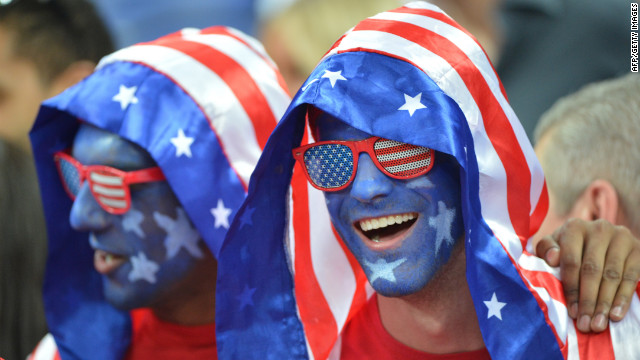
[219,2,640,359]
[29,26,290,360]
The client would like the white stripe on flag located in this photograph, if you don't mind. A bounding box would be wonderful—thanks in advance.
[98,44,262,186]
[32,333,57,360]
[611,293,640,358]
[566,318,580,360]
[308,183,356,332]
[532,286,569,342]
[518,254,561,281]
[184,33,290,126]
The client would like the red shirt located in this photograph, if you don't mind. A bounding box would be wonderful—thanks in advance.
[341,296,491,360]
[125,309,217,360]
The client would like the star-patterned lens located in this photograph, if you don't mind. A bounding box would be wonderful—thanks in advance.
[57,156,82,197]
[303,144,354,189]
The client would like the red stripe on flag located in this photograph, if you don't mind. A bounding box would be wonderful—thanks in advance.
[519,266,565,304]
[577,329,615,360]
[199,27,290,95]
[292,131,339,360]
[389,6,509,100]
[152,37,276,151]
[529,181,549,239]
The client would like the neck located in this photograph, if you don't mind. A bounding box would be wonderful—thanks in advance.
[376,242,484,354]
[151,255,217,326]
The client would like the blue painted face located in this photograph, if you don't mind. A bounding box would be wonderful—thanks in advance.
[317,115,464,297]
[69,124,210,310]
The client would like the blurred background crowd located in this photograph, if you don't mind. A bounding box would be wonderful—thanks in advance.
[0,0,632,358]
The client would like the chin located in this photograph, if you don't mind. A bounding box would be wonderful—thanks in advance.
[102,280,154,311]
[371,281,426,297]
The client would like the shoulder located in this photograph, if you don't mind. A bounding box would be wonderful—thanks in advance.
[26,333,59,360]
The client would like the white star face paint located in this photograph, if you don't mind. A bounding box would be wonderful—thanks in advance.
[69,124,208,310]
[317,117,464,297]
[154,207,203,259]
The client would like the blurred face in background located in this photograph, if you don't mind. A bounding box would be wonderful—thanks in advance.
[0,25,51,149]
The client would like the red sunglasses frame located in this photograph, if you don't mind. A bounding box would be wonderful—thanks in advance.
[53,150,166,215]
[292,136,435,192]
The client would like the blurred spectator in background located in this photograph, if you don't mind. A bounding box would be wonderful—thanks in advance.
[0,139,47,360]
[259,0,403,92]
[534,73,640,238]
[533,73,640,332]
[496,0,630,140]
[0,0,114,151]
[0,0,112,358]
[88,0,257,48]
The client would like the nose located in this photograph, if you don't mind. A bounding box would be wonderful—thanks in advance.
[69,182,111,232]
[349,153,393,203]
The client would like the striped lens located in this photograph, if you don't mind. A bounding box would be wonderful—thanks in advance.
[373,139,433,177]
[89,169,129,211]
[303,144,354,189]
[53,150,165,214]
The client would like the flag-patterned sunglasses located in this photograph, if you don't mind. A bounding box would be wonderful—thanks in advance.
[292,136,435,192]
[53,150,166,215]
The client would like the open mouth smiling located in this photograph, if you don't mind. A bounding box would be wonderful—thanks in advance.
[356,212,418,243]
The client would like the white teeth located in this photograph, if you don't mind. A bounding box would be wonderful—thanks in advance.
[359,213,417,232]
[105,254,113,264]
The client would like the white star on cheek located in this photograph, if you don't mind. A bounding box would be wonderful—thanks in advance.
[123,208,145,238]
[153,207,203,259]
[112,85,139,110]
[484,292,507,320]
[398,92,427,116]
[321,70,347,88]
[210,199,232,229]
[428,201,456,253]
[128,252,159,283]
[363,258,407,284]
[170,129,195,158]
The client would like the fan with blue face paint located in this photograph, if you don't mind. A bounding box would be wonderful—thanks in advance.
[228,3,640,358]
[67,124,214,313]
[28,26,292,360]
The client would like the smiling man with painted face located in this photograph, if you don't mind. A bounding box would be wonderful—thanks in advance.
[28,27,290,360]
[218,2,640,359]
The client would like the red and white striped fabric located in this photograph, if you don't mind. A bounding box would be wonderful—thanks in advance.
[97,26,290,190]
[287,2,640,359]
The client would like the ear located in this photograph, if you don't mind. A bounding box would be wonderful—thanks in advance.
[569,179,620,224]
[47,60,96,97]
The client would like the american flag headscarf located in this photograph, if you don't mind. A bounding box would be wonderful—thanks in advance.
[218,2,640,359]
[29,26,290,359]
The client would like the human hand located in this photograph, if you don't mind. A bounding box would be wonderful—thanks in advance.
[535,218,640,333]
